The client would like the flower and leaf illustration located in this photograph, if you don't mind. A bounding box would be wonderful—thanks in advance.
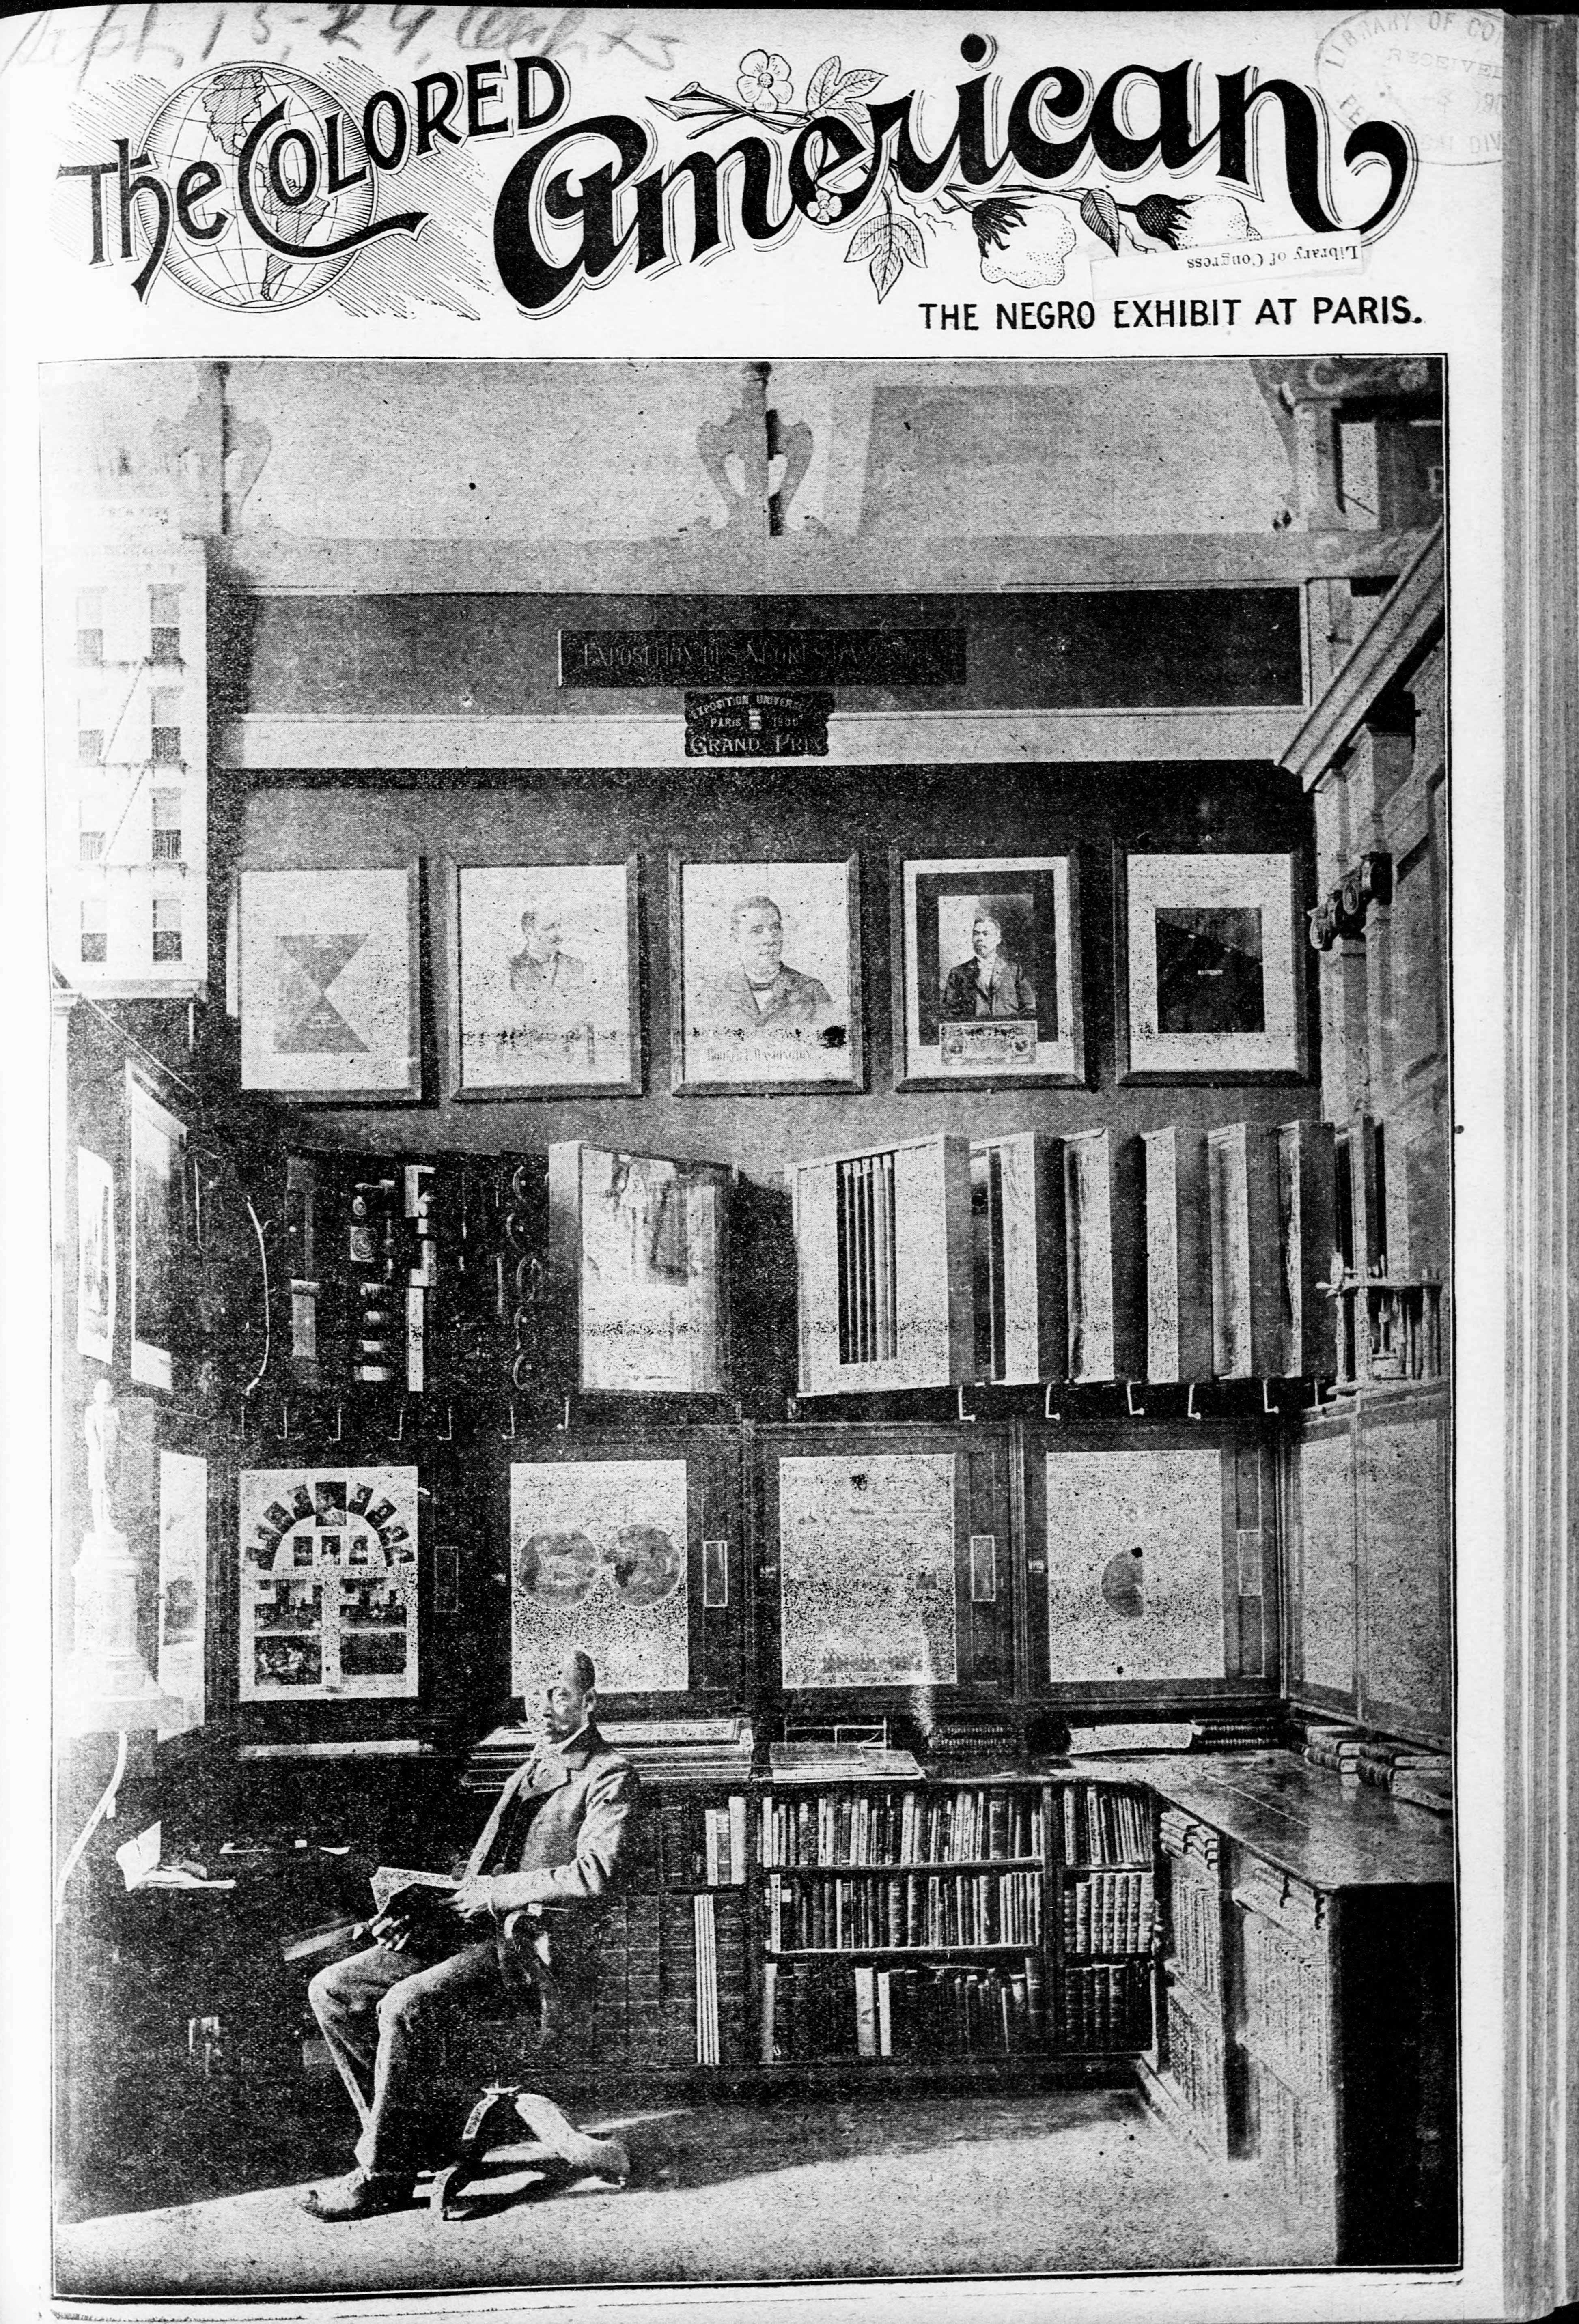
[652,53,1260,302]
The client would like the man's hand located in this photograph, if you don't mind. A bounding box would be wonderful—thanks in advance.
[370,1909,414,1952]
[448,1875,495,1921]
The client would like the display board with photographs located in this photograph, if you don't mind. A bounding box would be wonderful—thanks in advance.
[239,864,422,1100]
[778,1451,959,1689]
[670,855,862,1093]
[449,858,641,1097]
[893,853,1084,1087]
[238,1466,419,1701]
[1116,850,1306,1080]
[511,1457,690,1697]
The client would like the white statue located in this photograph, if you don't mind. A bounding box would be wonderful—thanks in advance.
[83,1379,121,1541]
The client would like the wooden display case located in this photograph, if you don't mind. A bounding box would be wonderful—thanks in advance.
[789,1135,973,1396]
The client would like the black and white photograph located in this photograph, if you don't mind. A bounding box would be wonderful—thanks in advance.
[671,855,861,1094]
[1116,849,1307,1082]
[449,858,641,1098]
[2,12,1573,2324]
[893,852,1084,1088]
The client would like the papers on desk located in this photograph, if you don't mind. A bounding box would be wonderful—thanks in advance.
[115,1822,237,1891]
[1066,1724,1196,1756]
[769,1743,924,1781]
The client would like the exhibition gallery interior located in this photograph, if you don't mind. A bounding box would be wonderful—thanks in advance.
[47,355,1454,2293]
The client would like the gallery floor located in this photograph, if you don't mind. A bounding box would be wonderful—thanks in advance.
[56,2084,1327,2296]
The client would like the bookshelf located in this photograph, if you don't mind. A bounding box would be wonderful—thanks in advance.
[587,1782,752,2075]
[754,1774,1157,2072]
[758,1775,1051,2068]
[1132,1754,1456,2264]
[1152,1808,1231,2156]
[1051,1782,1158,2053]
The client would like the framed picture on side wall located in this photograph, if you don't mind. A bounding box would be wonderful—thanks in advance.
[127,1069,186,1394]
[1115,848,1307,1082]
[448,857,642,1098]
[238,864,422,1100]
[75,1147,116,1365]
[671,854,862,1095]
[892,852,1084,1089]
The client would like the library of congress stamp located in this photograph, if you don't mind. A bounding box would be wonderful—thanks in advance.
[1316,8,1504,167]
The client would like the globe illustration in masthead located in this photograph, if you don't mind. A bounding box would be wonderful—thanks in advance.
[140,66,377,310]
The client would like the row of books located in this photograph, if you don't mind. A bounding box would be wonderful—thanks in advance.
[761,1954,1049,2062]
[766,1869,1043,1954]
[1167,1872,1223,1998]
[702,1799,749,1886]
[1058,1962,1153,2050]
[1061,1784,1152,1866]
[1240,1915,1331,2088]
[1061,1870,1156,1957]
[1163,1990,1228,2143]
[583,1892,745,2070]
[462,1716,754,1795]
[1159,1806,1223,1869]
[1303,1726,1452,1814]
[1247,2054,1331,2214]
[759,1786,1044,1868]
[694,1892,721,2066]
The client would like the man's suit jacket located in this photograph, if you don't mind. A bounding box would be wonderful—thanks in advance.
[697,960,832,1029]
[463,1724,639,2001]
[940,954,1036,1020]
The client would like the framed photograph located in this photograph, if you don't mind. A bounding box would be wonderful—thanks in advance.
[448,857,641,1099]
[238,864,421,1100]
[75,1147,116,1365]
[670,855,862,1095]
[892,854,1084,1089]
[127,1070,185,1393]
[1116,849,1307,1082]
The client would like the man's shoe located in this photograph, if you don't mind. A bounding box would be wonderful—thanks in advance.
[299,2167,416,2221]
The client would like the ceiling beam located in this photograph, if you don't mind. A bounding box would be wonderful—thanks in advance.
[208,528,1435,599]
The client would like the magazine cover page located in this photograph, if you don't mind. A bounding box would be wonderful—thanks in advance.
[0,7,1535,2322]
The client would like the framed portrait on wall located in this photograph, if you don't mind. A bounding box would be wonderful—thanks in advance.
[238,864,422,1100]
[1116,849,1307,1081]
[447,857,641,1098]
[670,855,862,1095]
[892,852,1084,1089]
[75,1147,116,1364]
[127,1070,185,1393]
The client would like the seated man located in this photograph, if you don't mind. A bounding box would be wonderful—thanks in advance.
[304,1650,637,2221]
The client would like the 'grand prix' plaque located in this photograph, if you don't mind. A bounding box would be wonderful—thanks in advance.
[684,690,832,758]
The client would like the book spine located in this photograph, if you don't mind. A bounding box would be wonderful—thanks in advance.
[854,1964,877,2058]
[762,1960,778,2064]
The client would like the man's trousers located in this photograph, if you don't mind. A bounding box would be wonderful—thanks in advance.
[308,1938,510,2178]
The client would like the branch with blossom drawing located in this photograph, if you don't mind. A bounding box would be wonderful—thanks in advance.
[651,54,1261,303]
[651,50,885,140]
